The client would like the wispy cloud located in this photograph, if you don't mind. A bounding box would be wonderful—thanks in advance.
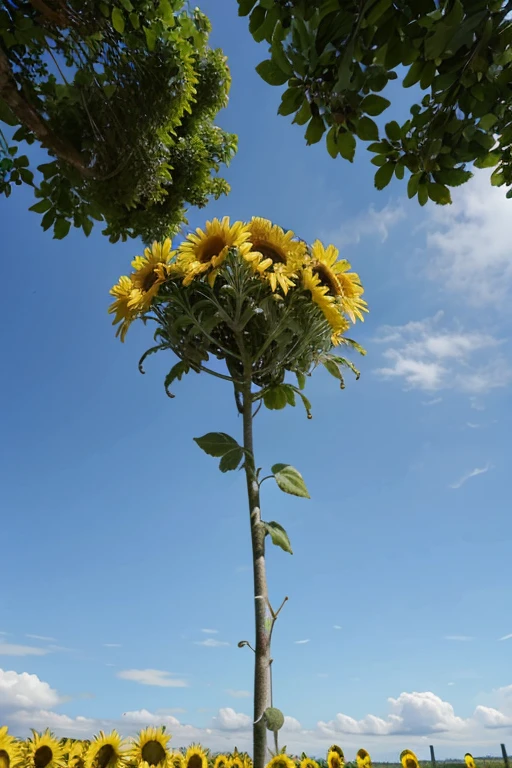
[499,634,512,641]
[374,313,511,395]
[294,639,310,645]
[226,689,251,698]
[26,634,56,643]
[447,682,455,686]
[103,643,122,648]
[200,629,218,635]
[450,464,490,490]
[445,635,474,642]
[194,638,229,648]
[422,397,442,406]
[467,422,480,429]
[333,625,342,630]
[0,643,49,656]
[326,200,405,249]
[117,669,188,688]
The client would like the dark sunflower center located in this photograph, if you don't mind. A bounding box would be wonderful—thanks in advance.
[312,264,340,296]
[0,750,10,768]
[96,745,115,768]
[34,746,53,768]
[199,236,226,262]
[254,242,286,264]
[141,741,166,766]
[142,270,159,292]
[188,755,203,768]
[330,757,341,768]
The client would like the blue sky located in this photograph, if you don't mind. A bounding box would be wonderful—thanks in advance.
[1,0,512,760]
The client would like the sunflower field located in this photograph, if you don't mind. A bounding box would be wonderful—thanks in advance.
[0,727,487,768]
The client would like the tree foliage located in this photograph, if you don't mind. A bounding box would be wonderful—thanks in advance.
[240,0,512,205]
[0,0,237,242]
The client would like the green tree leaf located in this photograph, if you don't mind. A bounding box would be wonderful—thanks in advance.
[385,121,401,142]
[271,463,310,498]
[53,218,71,239]
[473,152,501,169]
[278,88,303,116]
[144,25,157,50]
[433,168,472,186]
[0,98,18,126]
[29,199,52,214]
[256,59,289,86]
[337,130,356,162]
[111,8,125,33]
[356,116,379,141]
[305,115,325,145]
[361,94,390,116]
[403,61,424,88]
[263,521,293,554]
[326,126,339,158]
[238,0,258,16]
[374,162,394,190]
[427,182,452,204]
[263,386,288,410]
[323,359,344,388]
[194,432,240,458]
[219,447,244,472]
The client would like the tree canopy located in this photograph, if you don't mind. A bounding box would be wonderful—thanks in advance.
[240,0,512,205]
[0,0,237,242]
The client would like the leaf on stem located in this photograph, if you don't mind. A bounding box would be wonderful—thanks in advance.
[194,432,244,472]
[263,521,293,554]
[271,463,310,498]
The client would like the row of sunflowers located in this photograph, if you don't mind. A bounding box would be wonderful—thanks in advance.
[108,216,367,345]
[0,727,481,768]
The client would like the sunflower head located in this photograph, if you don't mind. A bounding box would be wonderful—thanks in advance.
[302,267,351,345]
[169,753,185,768]
[177,217,251,287]
[309,240,368,323]
[265,756,296,768]
[67,741,88,768]
[184,745,208,768]
[128,727,170,768]
[25,730,65,768]
[230,757,244,768]
[327,749,344,768]
[356,750,371,768]
[129,238,180,313]
[400,751,419,768]
[213,755,229,768]
[299,757,319,768]
[465,755,477,768]
[0,726,23,768]
[245,217,307,294]
[85,731,126,768]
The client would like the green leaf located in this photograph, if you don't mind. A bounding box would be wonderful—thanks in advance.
[249,5,266,35]
[374,162,394,190]
[194,432,240,458]
[403,60,424,88]
[296,371,306,390]
[427,182,452,204]
[323,359,344,388]
[158,0,175,24]
[490,168,505,187]
[129,12,140,28]
[305,115,325,145]
[337,131,356,162]
[53,218,71,240]
[219,447,244,472]
[474,152,501,169]
[82,218,93,237]
[271,34,293,77]
[255,59,289,86]
[104,84,116,99]
[478,113,497,132]
[356,116,379,141]
[238,0,258,15]
[278,88,303,116]
[111,8,125,33]
[326,126,339,159]
[0,98,18,126]
[120,0,133,9]
[29,199,52,214]
[164,360,190,397]
[395,162,405,180]
[271,463,310,498]
[144,25,157,51]
[292,99,311,126]
[407,172,421,198]
[263,521,293,555]
[433,168,472,186]
[418,182,428,206]
[361,94,390,116]
[37,161,58,178]
[263,386,288,410]
[385,121,401,142]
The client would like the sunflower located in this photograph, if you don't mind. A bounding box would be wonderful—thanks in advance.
[302,267,350,345]
[400,751,419,768]
[127,727,170,768]
[85,731,126,768]
[213,756,229,768]
[328,747,344,761]
[0,726,22,768]
[177,217,252,287]
[25,730,65,768]
[310,241,367,323]
[356,750,371,768]
[67,741,88,768]
[184,745,208,768]
[265,756,295,768]
[465,756,477,768]
[230,757,244,768]
[169,753,185,768]
[327,749,344,768]
[299,757,319,768]
[244,217,307,295]
[108,275,136,342]
[128,238,179,313]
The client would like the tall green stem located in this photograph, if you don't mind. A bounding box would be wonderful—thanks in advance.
[241,377,270,768]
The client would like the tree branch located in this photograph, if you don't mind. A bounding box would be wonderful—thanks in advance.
[0,49,96,177]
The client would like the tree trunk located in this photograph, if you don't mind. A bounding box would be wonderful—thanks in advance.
[241,379,270,768]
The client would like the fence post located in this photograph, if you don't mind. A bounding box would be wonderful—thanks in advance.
[501,744,509,768]
[430,746,436,768]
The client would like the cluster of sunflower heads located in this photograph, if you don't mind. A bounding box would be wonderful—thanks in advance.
[109,216,367,395]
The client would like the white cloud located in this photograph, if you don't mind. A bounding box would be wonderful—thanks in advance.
[450,464,490,490]
[422,397,442,406]
[8,708,96,734]
[122,709,181,728]
[117,670,188,688]
[201,629,219,635]
[473,706,512,728]
[0,644,49,657]
[215,708,252,731]
[225,690,251,698]
[499,634,512,641]
[425,171,512,306]
[0,669,60,709]
[103,643,121,648]
[467,422,480,428]
[333,625,342,630]
[327,201,406,248]
[447,682,455,686]
[194,639,229,648]
[445,635,473,642]
[26,635,57,643]
[294,639,310,645]
[374,313,511,394]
